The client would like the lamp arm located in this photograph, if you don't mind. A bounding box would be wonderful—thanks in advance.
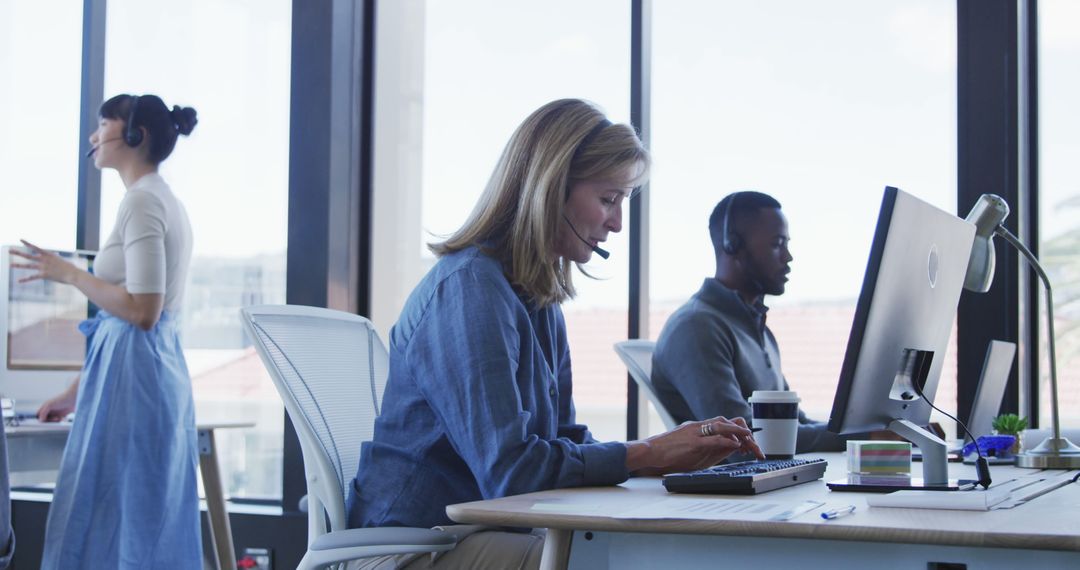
[994,225,1061,442]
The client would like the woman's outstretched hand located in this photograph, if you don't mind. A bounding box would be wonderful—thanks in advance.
[626,416,764,476]
[9,240,80,285]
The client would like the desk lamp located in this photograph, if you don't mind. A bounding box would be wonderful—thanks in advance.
[964,194,1080,469]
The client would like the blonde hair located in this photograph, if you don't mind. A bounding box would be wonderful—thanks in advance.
[430,98,651,306]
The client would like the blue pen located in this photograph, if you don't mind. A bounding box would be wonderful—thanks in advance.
[820,505,857,520]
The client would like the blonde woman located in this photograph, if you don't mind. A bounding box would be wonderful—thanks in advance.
[346,99,761,569]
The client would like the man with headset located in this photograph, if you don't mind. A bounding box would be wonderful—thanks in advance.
[651,191,845,454]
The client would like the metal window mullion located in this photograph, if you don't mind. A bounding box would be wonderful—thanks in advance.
[628,0,652,441]
[76,0,106,251]
[1019,0,1040,426]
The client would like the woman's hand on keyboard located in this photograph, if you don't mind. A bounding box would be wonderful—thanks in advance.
[626,416,764,476]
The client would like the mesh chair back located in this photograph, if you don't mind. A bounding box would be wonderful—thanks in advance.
[614,340,677,430]
[243,306,389,509]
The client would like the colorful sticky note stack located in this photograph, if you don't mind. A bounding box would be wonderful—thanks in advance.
[847,441,912,475]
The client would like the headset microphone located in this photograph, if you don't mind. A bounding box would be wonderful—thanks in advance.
[562,215,610,260]
[85,137,124,158]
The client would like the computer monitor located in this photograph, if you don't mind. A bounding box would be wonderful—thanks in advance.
[0,245,96,414]
[826,187,977,491]
[967,340,1017,442]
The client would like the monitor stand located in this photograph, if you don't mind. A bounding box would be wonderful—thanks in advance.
[828,419,978,493]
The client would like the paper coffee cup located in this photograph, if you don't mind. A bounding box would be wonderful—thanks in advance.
[749,390,800,459]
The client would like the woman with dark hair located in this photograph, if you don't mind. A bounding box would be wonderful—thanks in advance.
[11,94,202,568]
[345,99,762,569]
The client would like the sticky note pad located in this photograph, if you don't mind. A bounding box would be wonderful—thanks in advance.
[847,441,912,475]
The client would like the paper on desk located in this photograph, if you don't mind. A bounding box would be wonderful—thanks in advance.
[867,486,1010,511]
[992,471,1079,510]
[867,471,1077,511]
[770,499,826,521]
[616,497,802,521]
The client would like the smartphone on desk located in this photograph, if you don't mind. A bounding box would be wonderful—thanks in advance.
[911,447,964,463]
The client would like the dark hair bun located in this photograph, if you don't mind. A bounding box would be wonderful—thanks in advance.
[171,105,198,136]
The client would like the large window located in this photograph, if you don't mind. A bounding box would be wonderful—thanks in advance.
[100,0,291,500]
[648,0,958,436]
[372,0,632,441]
[0,0,82,249]
[1038,0,1079,428]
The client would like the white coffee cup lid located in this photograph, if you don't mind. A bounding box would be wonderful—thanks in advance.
[748,390,800,404]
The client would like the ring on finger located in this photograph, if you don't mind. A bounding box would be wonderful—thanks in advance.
[700,423,714,437]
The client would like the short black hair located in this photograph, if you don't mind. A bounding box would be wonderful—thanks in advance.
[99,94,198,165]
[708,191,782,252]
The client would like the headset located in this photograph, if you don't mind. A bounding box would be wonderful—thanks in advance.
[123,95,143,147]
[565,118,612,199]
[720,192,744,255]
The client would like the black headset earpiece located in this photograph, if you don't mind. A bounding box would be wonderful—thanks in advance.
[123,95,143,147]
[565,118,613,200]
[721,192,743,255]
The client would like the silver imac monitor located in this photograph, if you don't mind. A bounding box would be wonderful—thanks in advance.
[826,187,977,492]
[967,340,1017,442]
[0,245,96,415]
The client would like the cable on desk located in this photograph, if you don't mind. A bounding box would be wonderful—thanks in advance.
[911,379,992,489]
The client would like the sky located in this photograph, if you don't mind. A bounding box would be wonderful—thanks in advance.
[419,0,958,307]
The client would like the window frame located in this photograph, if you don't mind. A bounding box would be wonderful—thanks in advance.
[48,1,1042,567]
[955,0,1040,427]
[73,0,1044,502]
[69,0,375,522]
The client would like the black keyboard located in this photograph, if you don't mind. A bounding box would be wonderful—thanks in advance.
[663,458,828,495]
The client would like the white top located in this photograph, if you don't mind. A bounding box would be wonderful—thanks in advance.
[93,173,193,314]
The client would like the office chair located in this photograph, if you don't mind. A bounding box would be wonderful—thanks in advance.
[613,340,678,431]
[241,305,456,570]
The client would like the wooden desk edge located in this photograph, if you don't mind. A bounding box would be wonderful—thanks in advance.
[8,420,256,435]
[445,503,1080,553]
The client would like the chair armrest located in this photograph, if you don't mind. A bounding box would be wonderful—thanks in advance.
[309,527,457,552]
[0,531,13,570]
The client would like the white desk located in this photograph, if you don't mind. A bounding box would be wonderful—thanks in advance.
[6,419,253,570]
[447,453,1080,569]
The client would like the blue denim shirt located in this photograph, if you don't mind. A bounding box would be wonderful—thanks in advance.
[347,246,629,529]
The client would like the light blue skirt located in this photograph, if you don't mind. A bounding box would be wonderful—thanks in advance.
[41,311,202,569]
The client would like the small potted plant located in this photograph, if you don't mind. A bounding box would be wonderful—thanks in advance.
[991,413,1029,456]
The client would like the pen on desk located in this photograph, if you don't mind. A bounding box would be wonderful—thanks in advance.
[820,505,857,520]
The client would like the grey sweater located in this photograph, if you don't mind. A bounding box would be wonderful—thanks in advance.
[652,278,845,454]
